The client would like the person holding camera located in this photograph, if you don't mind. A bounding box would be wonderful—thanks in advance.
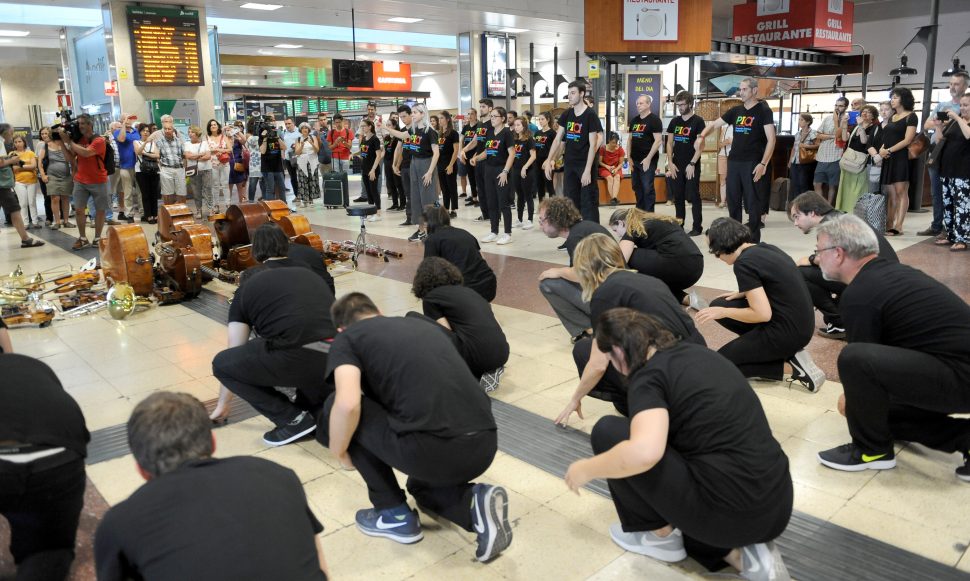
[0,125,44,247]
[57,114,110,250]
[259,121,286,202]
[113,114,141,223]
[919,71,969,237]
[936,92,970,251]
[38,126,75,229]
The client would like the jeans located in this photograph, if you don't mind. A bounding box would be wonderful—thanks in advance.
[248,176,262,201]
[332,158,351,173]
[261,171,285,201]
[929,166,944,232]
[631,160,657,211]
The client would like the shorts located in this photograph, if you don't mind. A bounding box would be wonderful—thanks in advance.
[813,161,841,186]
[0,186,21,215]
[47,174,73,197]
[160,166,187,198]
[457,159,467,177]
[73,181,110,212]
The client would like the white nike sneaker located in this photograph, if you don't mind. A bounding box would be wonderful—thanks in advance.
[496,233,512,245]
[480,232,499,243]
[740,541,791,581]
[355,505,423,544]
[609,523,687,562]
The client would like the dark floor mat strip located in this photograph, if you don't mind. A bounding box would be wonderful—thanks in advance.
[27,225,100,260]
[84,282,970,580]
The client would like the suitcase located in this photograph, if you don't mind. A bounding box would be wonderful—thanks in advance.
[322,170,349,208]
[769,178,789,212]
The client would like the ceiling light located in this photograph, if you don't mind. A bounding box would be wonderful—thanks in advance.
[240,3,282,10]
[267,69,287,73]
[388,17,423,24]
[60,34,66,39]
[439,59,451,63]
[377,49,402,54]
[282,81,299,85]
[0,30,30,37]
[498,27,528,33]
[257,49,275,55]
[274,44,302,49]
[889,53,918,76]
[0,39,13,44]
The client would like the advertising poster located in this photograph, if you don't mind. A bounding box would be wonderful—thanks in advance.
[623,0,679,41]
[482,34,516,99]
[625,72,663,121]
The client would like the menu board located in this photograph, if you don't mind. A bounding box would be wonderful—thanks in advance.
[127,6,204,86]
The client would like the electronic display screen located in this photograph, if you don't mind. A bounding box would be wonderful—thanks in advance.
[127,6,204,86]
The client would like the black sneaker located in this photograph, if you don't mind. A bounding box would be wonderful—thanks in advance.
[571,330,591,344]
[449,211,458,218]
[687,228,703,237]
[399,220,413,227]
[474,216,486,222]
[956,453,970,482]
[816,323,847,340]
[470,483,512,562]
[408,230,423,242]
[459,192,467,198]
[465,198,476,206]
[353,197,368,203]
[917,227,942,236]
[787,350,825,393]
[557,242,568,251]
[117,212,128,221]
[262,411,316,446]
[817,443,896,472]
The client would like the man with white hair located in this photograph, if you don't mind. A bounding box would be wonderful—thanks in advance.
[150,115,187,202]
[919,71,970,237]
[813,214,970,480]
[625,93,663,211]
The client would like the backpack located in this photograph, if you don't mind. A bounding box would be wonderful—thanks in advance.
[97,137,116,176]
[317,130,332,165]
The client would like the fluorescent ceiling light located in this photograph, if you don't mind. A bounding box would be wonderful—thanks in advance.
[257,49,275,55]
[498,27,528,33]
[274,43,303,49]
[267,69,287,73]
[240,3,282,10]
[282,81,299,85]
[388,17,423,24]
[0,30,30,37]
[377,49,402,54]
[209,17,456,50]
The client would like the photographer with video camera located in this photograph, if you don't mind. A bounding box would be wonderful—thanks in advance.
[258,117,286,202]
[57,114,110,250]
[0,124,44,248]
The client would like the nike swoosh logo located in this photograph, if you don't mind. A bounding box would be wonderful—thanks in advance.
[744,547,762,573]
[376,516,408,530]
[473,497,486,534]
[862,453,887,462]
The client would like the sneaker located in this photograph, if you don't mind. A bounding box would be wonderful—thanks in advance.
[571,330,591,344]
[687,228,703,237]
[460,192,467,198]
[465,198,477,206]
[917,227,942,236]
[471,483,512,562]
[71,238,90,250]
[956,453,970,482]
[480,232,498,243]
[418,231,428,242]
[353,196,368,203]
[816,323,846,340]
[496,233,512,245]
[366,215,377,222]
[355,504,423,544]
[687,290,709,311]
[817,443,896,472]
[399,220,413,227]
[787,350,825,393]
[262,411,316,446]
[117,212,128,221]
[557,242,568,251]
[512,220,523,229]
[474,216,486,222]
[408,230,423,242]
[521,219,534,230]
[449,211,457,218]
[126,215,135,224]
[739,541,791,581]
[479,366,505,392]
[608,523,687,562]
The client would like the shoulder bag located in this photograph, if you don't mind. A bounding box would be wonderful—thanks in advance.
[839,126,868,174]
[216,135,231,164]
[927,120,953,168]
[139,142,159,174]
[798,131,817,164]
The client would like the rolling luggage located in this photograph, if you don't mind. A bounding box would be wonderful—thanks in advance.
[322,170,349,208]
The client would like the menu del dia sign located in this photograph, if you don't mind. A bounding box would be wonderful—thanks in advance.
[127,6,204,87]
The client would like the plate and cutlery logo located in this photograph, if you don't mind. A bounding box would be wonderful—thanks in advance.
[623,0,679,42]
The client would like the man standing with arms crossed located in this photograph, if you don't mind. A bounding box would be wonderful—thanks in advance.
[700,77,776,242]
[544,81,604,223]
[813,97,848,204]
[625,94,663,211]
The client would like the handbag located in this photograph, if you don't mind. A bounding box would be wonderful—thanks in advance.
[216,136,230,164]
[854,192,887,233]
[908,132,929,160]
[139,142,159,174]
[927,121,952,168]
[798,144,816,164]
[839,126,867,174]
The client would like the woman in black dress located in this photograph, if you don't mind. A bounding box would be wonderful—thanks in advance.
[436,111,460,217]
[422,204,497,301]
[877,88,918,236]
[510,117,537,229]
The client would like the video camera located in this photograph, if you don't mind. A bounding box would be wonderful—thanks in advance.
[251,113,278,142]
[51,109,82,142]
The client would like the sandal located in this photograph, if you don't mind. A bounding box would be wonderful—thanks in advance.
[950,244,968,252]
[934,238,951,246]
[72,237,90,250]
[20,238,45,248]
[885,229,900,237]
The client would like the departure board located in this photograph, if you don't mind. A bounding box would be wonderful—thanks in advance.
[126,6,204,86]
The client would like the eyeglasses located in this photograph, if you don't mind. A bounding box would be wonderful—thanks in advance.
[490,114,502,118]
[814,246,840,255]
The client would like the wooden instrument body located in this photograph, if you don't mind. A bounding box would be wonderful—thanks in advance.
[158,204,196,242]
[259,199,290,222]
[171,224,215,268]
[158,245,203,297]
[226,245,259,271]
[214,203,269,250]
[99,225,154,295]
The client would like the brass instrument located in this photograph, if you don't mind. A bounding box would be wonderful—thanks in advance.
[60,300,108,319]
[105,282,154,320]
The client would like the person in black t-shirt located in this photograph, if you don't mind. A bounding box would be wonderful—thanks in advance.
[470,106,516,244]
[543,81,604,223]
[556,234,706,423]
[95,392,329,581]
[533,112,558,200]
[358,119,384,219]
[938,94,970,250]
[320,293,512,562]
[460,99,494,220]
[537,196,611,341]
[236,222,335,293]
[386,105,414,226]
[789,192,898,339]
[665,92,708,235]
[258,124,286,201]
[211,264,336,446]
[458,109,479,203]
[698,217,824,391]
[608,207,704,307]
[436,111,460,216]
[625,93,664,211]
[511,117,537,228]
[411,257,509,386]
[382,112,405,211]
[0,354,88,581]
[387,104,439,241]
[565,309,793,578]
[423,205,497,301]
[700,78,776,243]
[813,215,970,478]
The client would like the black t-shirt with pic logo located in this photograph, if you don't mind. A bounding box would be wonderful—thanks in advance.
[484,127,514,167]
[628,113,664,163]
[474,122,492,155]
[733,244,814,343]
[360,135,381,173]
[558,106,604,166]
[325,316,497,436]
[422,285,509,375]
[666,114,708,167]
[461,124,478,148]
[621,219,703,258]
[412,128,437,159]
[626,342,792,513]
[590,271,706,346]
[721,101,775,162]
[424,226,497,300]
[512,137,534,169]
[383,133,398,159]
[533,129,556,162]
[260,136,284,173]
[436,130,459,170]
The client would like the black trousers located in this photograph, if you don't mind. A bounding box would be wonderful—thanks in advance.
[401,166,412,220]
[563,164,600,223]
[627,252,703,304]
[668,165,703,232]
[39,178,52,223]
[799,265,845,327]
[535,161,555,200]
[591,416,792,572]
[789,162,816,201]
[840,343,970,454]
[632,160,658,212]
[285,159,299,194]
[318,394,497,531]
[136,171,161,219]
[482,164,512,234]
[711,297,809,380]
[384,159,403,208]
[572,337,629,416]
[726,160,764,243]
[466,159,479,199]
[511,166,535,222]
[0,455,85,578]
[475,160,489,219]
[363,168,380,209]
[212,338,332,427]
[437,166,459,211]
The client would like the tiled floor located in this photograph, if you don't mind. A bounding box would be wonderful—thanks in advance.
[3,183,970,580]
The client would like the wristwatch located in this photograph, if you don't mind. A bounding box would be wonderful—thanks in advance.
[688,161,697,166]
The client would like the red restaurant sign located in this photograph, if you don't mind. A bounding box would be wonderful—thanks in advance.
[350,61,413,92]
[732,0,854,53]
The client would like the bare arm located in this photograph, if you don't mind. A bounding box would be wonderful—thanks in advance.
[696,286,772,325]
[700,117,726,140]
[328,365,363,469]
[555,343,609,425]
[0,328,13,353]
